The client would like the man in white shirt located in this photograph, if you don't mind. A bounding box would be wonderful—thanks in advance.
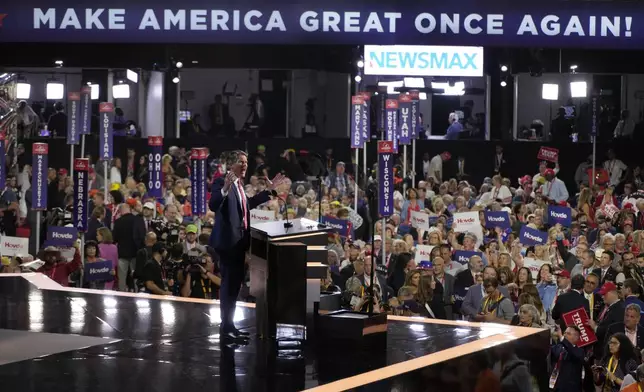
[603,149,627,187]
[422,153,431,180]
[428,152,451,183]
[440,244,464,276]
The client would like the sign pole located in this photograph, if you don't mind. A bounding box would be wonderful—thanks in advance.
[591,95,598,184]
[403,145,408,194]
[363,142,367,189]
[354,148,359,212]
[412,139,416,186]
[36,212,41,253]
[592,135,596,183]
[104,164,109,201]
[99,102,114,200]
[70,145,75,179]
[80,135,86,160]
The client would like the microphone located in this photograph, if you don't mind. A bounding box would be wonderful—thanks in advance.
[274,193,293,229]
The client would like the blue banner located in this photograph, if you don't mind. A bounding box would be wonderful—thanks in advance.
[147,136,163,198]
[453,250,482,265]
[410,91,419,139]
[31,143,48,210]
[361,92,371,141]
[378,141,394,217]
[66,91,80,145]
[80,86,92,135]
[191,148,207,216]
[322,216,354,239]
[45,226,78,247]
[98,102,113,160]
[351,95,363,149]
[398,94,411,145]
[519,225,548,246]
[548,205,572,227]
[385,99,398,153]
[0,4,641,49]
[84,260,114,282]
[484,211,511,230]
[73,158,89,232]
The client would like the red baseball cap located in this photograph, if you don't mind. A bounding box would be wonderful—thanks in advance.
[58,168,68,176]
[598,281,618,296]
[555,270,570,279]
[544,168,555,177]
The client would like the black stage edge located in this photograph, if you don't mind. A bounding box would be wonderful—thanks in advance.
[0,276,549,392]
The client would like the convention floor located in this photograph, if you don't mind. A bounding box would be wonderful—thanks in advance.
[0,274,547,392]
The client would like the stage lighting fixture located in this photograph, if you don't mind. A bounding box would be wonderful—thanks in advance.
[403,77,425,88]
[46,81,64,100]
[172,76,180,84]
[500,65,508,72]
[176,61,183,69]
[431,81,465,96]
[126,69,139,83]
[354,75,362,83]
[54,60,64,67]
[112,83,130,99]
[570,65,578,71]
[16,82,31,99]
[419,92,428,100]
[89,83,100,100]
[357,60,364,68]
[570,81,587,98]
[500,81,507,87]
[542,83,559,100]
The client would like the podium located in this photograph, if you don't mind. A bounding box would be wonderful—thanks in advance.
[249,218,330,338]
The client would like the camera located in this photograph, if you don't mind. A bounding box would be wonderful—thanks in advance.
[182,249,206,274]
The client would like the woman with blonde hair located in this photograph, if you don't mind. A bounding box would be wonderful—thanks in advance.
[578,187,595,226]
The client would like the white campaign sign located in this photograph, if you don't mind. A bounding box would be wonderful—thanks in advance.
[452,211,484,248]
[522,257,549,281]
[0,236,29,257]
[415,244,434,261]
[410,210,430,230]
[250,209,275,224]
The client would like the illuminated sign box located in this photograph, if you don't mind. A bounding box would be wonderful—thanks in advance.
[364,45,484,77]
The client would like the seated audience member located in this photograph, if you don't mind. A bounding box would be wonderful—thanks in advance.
[621,363,644,392]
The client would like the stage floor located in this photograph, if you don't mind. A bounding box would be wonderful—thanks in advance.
[0,274,548,392]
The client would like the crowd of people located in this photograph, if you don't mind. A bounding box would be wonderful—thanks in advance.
[3,138,644,391]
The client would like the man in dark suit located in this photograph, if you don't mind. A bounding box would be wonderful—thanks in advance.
[552,275,590,331]
[582,273,604,322]
[550,325,585,392]
[604,303,644,352]
[589,281,625,357]
[592,250,618,285]
[209,150,284,341]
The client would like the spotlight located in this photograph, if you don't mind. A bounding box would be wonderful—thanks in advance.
[542,83,559,101]
[126,69,138,84]
[354,75,362,83]
[500,65,508,72]
[570,65,578,71]
[46,80,64,100]
[357,60,364,68]
[570,81,588,98]
[16,82,31,100]
[112,84,130,99]
[500,81,507,87]
[90,84,100,100]
[176,61,183,69]
[54,60,63,67]
[172,76,180,84]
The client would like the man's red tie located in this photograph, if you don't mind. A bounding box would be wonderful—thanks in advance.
[237,181,247,229]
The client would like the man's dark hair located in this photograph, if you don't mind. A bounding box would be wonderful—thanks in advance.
[169,243,184,259]
[571,274,585,290]
[198,233,209,246]
[151,242,166,256]
[624,278,642,295]
[586,272,600,282]
[568,325,582,336]
[603,250,615,261]
[483,277,499,289]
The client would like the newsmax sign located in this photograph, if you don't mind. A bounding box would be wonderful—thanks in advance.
[0,1,641,49]
[364,45,483,77]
